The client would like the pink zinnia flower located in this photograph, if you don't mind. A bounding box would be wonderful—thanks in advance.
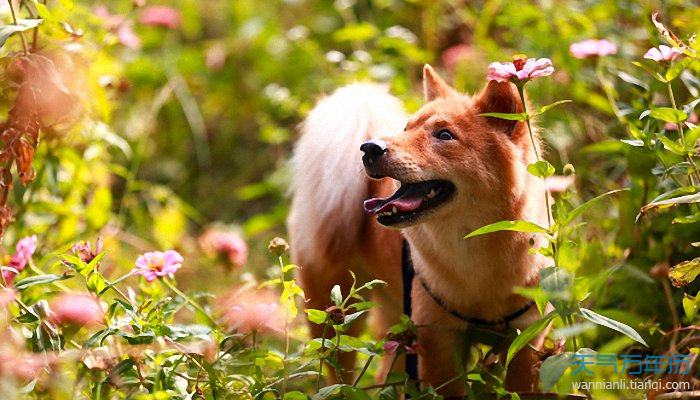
[49,293,104,327]
[487,56,554,83]
[198,227,248,268]
[71,237,104,264]
[222,290,284,335]
[2,235,37,285]
[644,45,683,63]
[569,39,617,59]
[139,6,182,29]
[133,250,183,281]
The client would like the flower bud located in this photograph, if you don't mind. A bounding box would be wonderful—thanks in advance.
[563,163,575,176]
[325,305,345,325]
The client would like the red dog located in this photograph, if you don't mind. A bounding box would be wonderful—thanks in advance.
[289,65,551,396]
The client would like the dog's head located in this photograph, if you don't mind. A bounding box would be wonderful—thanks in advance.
[362,65,536,228]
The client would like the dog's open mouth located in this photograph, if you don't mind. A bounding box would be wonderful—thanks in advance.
[363,180,455,226]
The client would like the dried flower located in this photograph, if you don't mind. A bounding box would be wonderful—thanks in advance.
[49,293,104,327]
[199,227,248,268]
[268,237,289,257]
[644,45,683,63]
[139,6,182,29]
[487,56,554,83]
[133,250,184,282]
[569,39,617,59]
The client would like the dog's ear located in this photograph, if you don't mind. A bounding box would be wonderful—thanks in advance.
[423,64,455,102]
[473,80,523,135]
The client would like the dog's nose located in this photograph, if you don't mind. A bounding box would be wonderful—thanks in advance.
[360,139,388,166]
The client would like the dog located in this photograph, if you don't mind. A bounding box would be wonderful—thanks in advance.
[288,65,551,396]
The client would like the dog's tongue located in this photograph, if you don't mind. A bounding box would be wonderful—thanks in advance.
[364,196,423,215]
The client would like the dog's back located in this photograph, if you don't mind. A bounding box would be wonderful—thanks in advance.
[288,83,407,262]
[288,83,407,382]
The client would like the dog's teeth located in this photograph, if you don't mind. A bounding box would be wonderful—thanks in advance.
[427,189,437,199]
[392,206,398,214]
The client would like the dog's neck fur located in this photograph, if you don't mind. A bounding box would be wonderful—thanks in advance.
[404,149,549,322]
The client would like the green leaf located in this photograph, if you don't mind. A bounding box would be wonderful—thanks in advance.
[579,308,647,346]
[540,352,573,391]
[506,312,557,366]
[14,274,71,291]
[330,285,342,306]
[465,220,549,239]
[563,189,627,225]
[682,294,699,321]
[332,23,377,43]
[649,107,688,123]
[0,19,42,48]
[640,193,700,217]
[479,112,528,121]
[668,258,700,288]
[527,160,555,178]
[538,100,572,115]
[657,135,687,155]
[665,58,692,82]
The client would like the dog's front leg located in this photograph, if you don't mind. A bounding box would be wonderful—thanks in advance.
[504,328,548,392]
[412,283,470,397]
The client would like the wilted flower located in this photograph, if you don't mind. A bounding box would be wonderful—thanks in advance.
[133,250,184,281]
[71,237,104,264]
[49,293,104,327]
[569,39,617,59]
[644,45,683,63]
[2,235,37,285]
[139,6,182,29]
[487,56,554,83]
[199,227,248,268]
[222,290,284,335]
[384,329,419,355]
[267,237,289,257]
[325,305,345,325]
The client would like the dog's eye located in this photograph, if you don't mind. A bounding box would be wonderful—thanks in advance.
[434,129,454,141]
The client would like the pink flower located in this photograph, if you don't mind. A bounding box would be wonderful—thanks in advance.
[198,227,248,268]
[383,340,419,355]
[665,112,698,131]
[133,250,183,281]
[222,290,284,335]
[0,288,15,307]
[0,350,50,381]
[644,45,683,62]
[139,6,182,29]
[49,293,104,327]
[569,39,617,59]
[2,235,37,285]
[205,43,227,71]
[94,5,142,49]
[487,56,554,83]
[71,237,104,264]
[441,44,477,69]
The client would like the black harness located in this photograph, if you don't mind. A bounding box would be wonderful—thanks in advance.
[401,240,535,381]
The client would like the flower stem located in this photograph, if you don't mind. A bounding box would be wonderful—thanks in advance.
[666,80,700,185]
[161,278,216,327]
[353,355,374,387]
[518,85,552,228]
[7,0,29,56]
[278,255,289,397]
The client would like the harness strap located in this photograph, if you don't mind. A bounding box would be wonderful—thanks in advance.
[401,240,419,381]
[401,238,535,337]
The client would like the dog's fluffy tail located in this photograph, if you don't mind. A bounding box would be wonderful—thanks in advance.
[288,83,407,261]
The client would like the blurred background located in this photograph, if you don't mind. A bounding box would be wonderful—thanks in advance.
[1,0,699,342]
